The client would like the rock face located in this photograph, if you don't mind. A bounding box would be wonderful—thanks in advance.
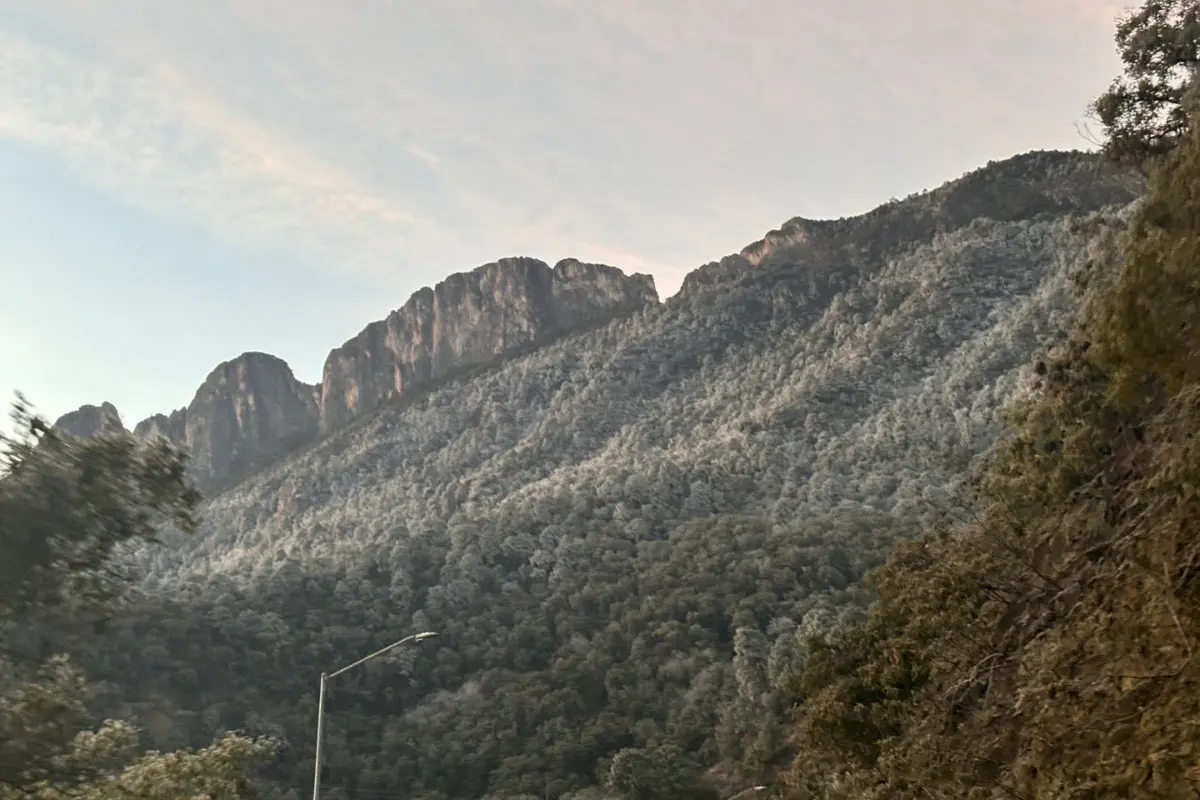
[55,259,657,490]
[57,355,320,492]
[126,353,321,490]
[319,257,657,429]
[52,402,126,438]
[132,409,188,446]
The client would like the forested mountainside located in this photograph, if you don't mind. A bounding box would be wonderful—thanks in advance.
[28,150,1138,799]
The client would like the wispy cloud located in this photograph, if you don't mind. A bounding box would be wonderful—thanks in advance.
[0,26,445,281]
[0,0,1125,298]
[0,0,1134,432]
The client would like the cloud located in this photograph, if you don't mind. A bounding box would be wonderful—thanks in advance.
[0,2,694,290]
[405,144,442,168]
[0,26,446,282]
[0,0,1129,304]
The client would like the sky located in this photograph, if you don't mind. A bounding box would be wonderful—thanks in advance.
[0,0,1131,432]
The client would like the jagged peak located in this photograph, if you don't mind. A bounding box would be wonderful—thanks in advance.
[553,257,659,299]
[133,409,186,436]
[183,352,313,411]
[740,218,817,266]
[434,256,551,287]
[53,401,126,438]
[199,351,299,380]
[56,149,1128,495]
[318,253,657,431]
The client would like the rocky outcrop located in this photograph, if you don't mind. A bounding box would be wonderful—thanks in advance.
[319,256,657,429]
[677,253,755,296]
[121,353,319,490]
[55,357,319,491]
[133,408,188,445]
[55,155,1135,495]
[55,259,656,491]
[52,402,126,438]
[147,352,320,489]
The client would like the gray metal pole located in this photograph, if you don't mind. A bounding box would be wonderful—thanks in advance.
[312,672,328,800]
[309,632,436,800]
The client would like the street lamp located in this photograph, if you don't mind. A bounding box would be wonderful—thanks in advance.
[311,631,439,800]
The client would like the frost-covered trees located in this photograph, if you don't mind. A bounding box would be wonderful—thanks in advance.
[50,151,1139,797]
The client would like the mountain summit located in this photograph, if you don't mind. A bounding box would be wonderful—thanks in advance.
[57,153,1129,495]
[319,256,657,431]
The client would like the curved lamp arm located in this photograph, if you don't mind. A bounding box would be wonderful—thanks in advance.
[313,631,439,800]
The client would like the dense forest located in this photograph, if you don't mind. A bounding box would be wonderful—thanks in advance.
[5,1,1200,798]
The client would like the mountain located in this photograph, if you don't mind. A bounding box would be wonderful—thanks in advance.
[51,401,126,438]
[56,257,656,491]
[319,256,657,431]
[50,150,1139,799]
[130,353,321,492]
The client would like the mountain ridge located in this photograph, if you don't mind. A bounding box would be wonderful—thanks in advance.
[56,151,1122,494]
[130,148,1139,587]
[55,256,656,490]
[676,149,1135,298]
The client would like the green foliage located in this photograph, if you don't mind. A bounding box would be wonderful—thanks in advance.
[0,399,273,799]
[1093,0,1200,168]
[0,396,201,618]
[604,742,711,800]
[0,656,275,800]
[0,655,95,790]
[1092,118,1200,398]
[18,151,1138,799]
[62,513,894,798]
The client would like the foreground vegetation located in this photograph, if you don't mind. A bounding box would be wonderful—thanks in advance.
[0,400,274,798]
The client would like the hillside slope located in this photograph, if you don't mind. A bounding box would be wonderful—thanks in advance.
[67,151,1137,799]
[775,111,1200,800]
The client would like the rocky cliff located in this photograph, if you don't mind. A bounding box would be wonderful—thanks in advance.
[55,258,656,489]
[55,355,319,491]
[57,153,1125,496]
[52,401,127,438]
[131,353,321,490]
[319,256,657,429]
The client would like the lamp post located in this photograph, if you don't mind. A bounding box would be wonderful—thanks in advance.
[311,631,439,800]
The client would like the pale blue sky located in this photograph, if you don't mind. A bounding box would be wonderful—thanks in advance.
[1,0,1128,431]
